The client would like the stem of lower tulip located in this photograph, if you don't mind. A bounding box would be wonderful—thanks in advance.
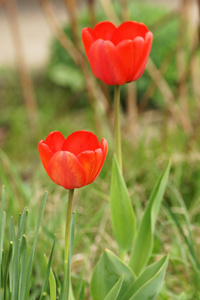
[64,189,74,271]
[114,85,122,172]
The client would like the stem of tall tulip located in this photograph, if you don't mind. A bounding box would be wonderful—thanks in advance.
[64,189,74,271]
[114,85,122,172]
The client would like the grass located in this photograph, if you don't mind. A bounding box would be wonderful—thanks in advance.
[1,67,200,299]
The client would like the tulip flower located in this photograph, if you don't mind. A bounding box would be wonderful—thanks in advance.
[38,130,108,190]
[39,130,108,286]
[82,21,153,86]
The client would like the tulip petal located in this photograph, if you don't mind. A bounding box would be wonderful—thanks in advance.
[133,31,153,81]
[100,138,108,159]
[93,21,116,40]
[82,27,96,58]
[112,21,148,45]
[48,151,86,190]
[62,130,100,156]
[93,138,108,180]
[38,140,54,173]
[116,40,134,82]
[88,39,126,85]
[132,37,145,73]
[45,131,65,153]
[77,149,103,185]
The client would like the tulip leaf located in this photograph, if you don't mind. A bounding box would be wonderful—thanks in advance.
[122,255,169,300]
[91,249,136,300]
[110,156,136,254]
[104,274,124,300]
[129,160,171,275]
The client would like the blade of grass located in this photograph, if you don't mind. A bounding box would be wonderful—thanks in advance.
[168,182,193,242]
[0,251,4,289]
[18,235,27,300]
[0,186,6,218]
[24,192,47,299]
[4,241,13,300]
[0,170,18,211]
[77,280,85,300]
[44,253,57,300]
[13,208,28,300]
[164,201,200,270]
[9,217,15,243]
[39,238,56,300]
[17,213,22,230]
[0,151,31,205]
[0,289,4,300]
[9,217,15,294]
[0,213,6,290]
[0,186,6,287]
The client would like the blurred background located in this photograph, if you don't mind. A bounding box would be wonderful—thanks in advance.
[0,0,179,67]
[0,0,200,298]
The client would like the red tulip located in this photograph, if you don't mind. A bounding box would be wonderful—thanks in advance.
[82,21,153,85]
[38,131,108,190]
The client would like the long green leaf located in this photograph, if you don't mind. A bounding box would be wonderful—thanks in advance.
[0,186,6,287]
[13,208,28,300]
[24,192,47,299]
[0,161,18,211]
[0,213,6,290]
[9,217,15,294]
[104,274,124,300]
[110,156,136,255]
[0,186,6,219]
[60,212,76,300]
[91,249,136,300]
[129,160,171,275]
[40,239,56,300]
[18,235,27,300]
[3,241,13,300]
[44,253,57,300]
[77,280,85,300]
[164,202,200,270]
[0,289,3,300]
[123,255,169,300]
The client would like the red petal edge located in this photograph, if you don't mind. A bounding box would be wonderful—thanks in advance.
[62,130,100,156]
[38,140,54,174]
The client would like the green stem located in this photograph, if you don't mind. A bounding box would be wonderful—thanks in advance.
[114,85,122,172]
[64,189,74,270]
[119,249,126,262]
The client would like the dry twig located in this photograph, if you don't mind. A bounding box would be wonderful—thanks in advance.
[5,0,38,131]
[39,0,110,128]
